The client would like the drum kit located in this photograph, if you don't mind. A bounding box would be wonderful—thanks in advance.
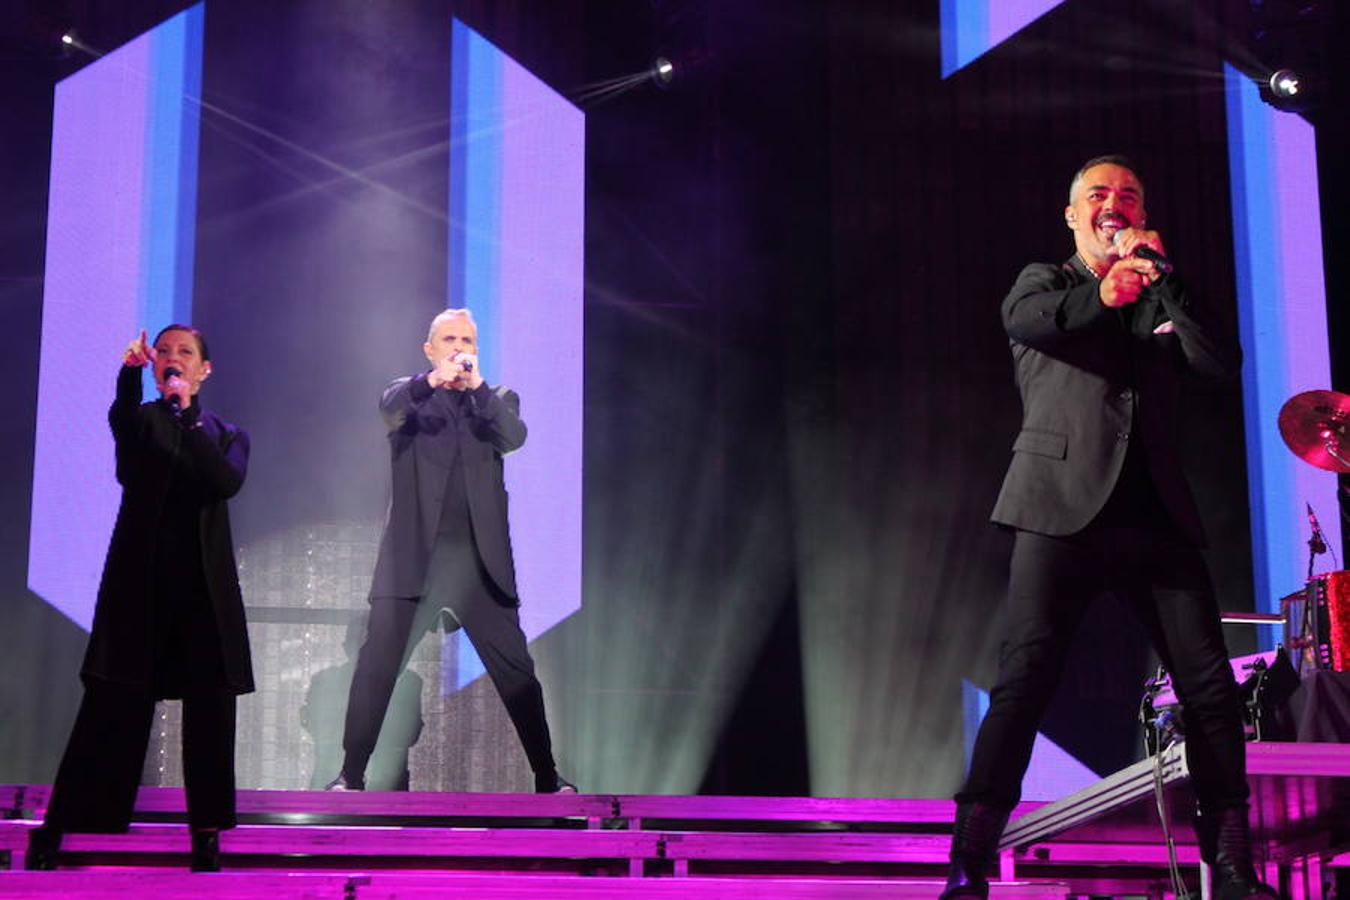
[1141,391,1348,746]
[1276,389,1350,674]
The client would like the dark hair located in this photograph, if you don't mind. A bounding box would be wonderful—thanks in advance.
[153,324,211,361]
[1069,154,1143,202]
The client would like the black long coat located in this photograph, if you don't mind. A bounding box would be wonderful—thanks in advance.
[990,255,1242,545]
[368,374,527,603]
[81,365,254,696]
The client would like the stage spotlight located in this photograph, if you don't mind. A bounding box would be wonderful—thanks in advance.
[57,29,101,58]
[1269,68,1301,99]
[571,59,679,106]
[1259,66,1316,113]
[651,57,676,87]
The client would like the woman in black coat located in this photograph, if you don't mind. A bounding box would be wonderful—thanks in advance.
[26,325,252,873]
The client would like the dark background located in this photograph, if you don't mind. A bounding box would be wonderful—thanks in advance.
[2,0,1345,796]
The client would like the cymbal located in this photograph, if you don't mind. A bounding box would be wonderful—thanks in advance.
[1278,390,1350,473]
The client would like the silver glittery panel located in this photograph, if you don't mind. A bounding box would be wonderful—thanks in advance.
[143,521,530,793]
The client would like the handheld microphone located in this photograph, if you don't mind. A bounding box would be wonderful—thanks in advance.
[1112,230,1174,274]
[461,358,474,373]
[163,366,184,414]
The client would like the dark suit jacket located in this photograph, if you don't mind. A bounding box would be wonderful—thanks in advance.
[989,256,1241,545]
[83,365,254,695]
[368,374,527,602]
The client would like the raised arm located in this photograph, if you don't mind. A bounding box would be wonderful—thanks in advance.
[109,364,148,441]
[109,330,155,439]
[466,383,527,454]
[1001,263,1115,352]
[379,374,436,430]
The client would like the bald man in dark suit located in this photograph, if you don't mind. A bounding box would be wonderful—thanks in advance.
[329,308,572,794]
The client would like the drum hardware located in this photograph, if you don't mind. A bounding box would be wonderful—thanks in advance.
[1140,667,1182,756]
[1281,571,1350,674]
[1277,389,1350,474]
[1275,389,1349,673]
[1238,648,1299,741]
[1139,648,1300,747]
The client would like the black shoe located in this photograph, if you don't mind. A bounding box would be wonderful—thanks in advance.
[1212,869,1279,900]
[324,773,364,791]
[24,826,61,871]
[535,770,577,794]
[939,802,1012,900]
[190,828,220,873]
[1195,806,1278,899]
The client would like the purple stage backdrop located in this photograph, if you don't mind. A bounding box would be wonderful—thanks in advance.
[445,20,585,688]
[1225,64,1342,629]
[940,0,1066,77]
[28,4,204,631]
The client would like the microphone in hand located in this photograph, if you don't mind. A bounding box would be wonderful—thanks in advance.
[432,353,477,389]
[163,366,185,415]
[1112,229,1173,274]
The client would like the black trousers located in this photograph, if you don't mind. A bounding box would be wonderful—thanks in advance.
[341,537,557,782]
[44,679,238,832]
[958,525,1247,812]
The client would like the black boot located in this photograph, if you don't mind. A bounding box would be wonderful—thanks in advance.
[940,802,1012,899]
[534,769,577,793]
[24,826,62,871]
[1194,806,1277,899]
[190,828,220,873]
[323,772,364,791]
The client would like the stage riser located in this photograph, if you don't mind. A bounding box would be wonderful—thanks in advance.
[1001,742,1350,900]
[0,816,1239,895]
[0,821,956,867]
[2,786,1008,826]
[0,872,1071,899]
[7,781,1342,895]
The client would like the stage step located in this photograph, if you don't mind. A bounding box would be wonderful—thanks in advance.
[0,871,1070,898]
[0,819,956,872]
[1,786,615,825]
[1,819,659,861]
[4,785,1029,829]
[2,783,1266,894]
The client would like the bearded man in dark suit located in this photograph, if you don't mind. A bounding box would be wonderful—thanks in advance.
[941,157,1275,899]
[328,308,572,794]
